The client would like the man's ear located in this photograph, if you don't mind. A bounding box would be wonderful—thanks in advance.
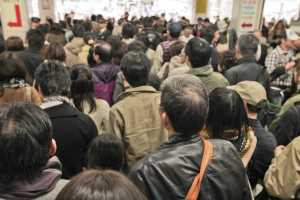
[49,139,57,157]
[160,111,171,130]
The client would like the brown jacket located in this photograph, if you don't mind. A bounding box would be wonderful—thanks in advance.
[0,86,42,105]
[264,136,300,199]
[109,86,168,166]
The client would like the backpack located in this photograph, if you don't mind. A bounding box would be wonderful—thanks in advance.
[257,100,281,128]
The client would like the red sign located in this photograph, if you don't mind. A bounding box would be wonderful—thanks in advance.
[241,23,253,28]
[8,4,22,28]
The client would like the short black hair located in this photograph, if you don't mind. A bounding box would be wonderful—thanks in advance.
[88,134,124,171]
[34,60,71,97]
[128,40,147,53]
[185,37,212,68]
[207,88,249,139]
[93,41,113,63]
[168,22,182,38]
[26,29,45,50]
[0,103,52,187]
[122,23,136,39]
[5,36,24,51]
[160,74,209,137]
[121,51,151,87]
[56,170,147,200]
[238,34,259,57]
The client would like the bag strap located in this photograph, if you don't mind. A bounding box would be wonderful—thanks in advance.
[185,138,213,200]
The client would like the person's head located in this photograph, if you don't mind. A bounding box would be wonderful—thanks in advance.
[31,17,41,29]
[160,74,208,137]
[55,170,147,200]
[26,29,45,51]
[0,52,29,84]
[70,64,96,113]
[127,40,147,53]
[121,51,151,87]
[34,60,71,98]
[5,36,24,51]
[168,22,182,39]
[88,134,124,171]
[236,34,259,59]
[44,43,66,62]
[122,23,136,39]
[207,88,248,139]
[91,15,97,22]
[72,24,85,38]
[183,25,193,37]
[185,37,211,68]
[282,29,300,50]
[169,41,185,59]
[106,35,126,65]
[228,81,267,114]
[0,103,55,187]
[93,41,112,64]
[274,20,285,31]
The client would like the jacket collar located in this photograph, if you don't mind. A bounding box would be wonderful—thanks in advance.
[166,133,200,146]
[189,65,213,76]
[0,157,62,200]
[236,56,257,65]
[125,85,157,94]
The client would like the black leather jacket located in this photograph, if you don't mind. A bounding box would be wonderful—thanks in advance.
[129,134,252,200]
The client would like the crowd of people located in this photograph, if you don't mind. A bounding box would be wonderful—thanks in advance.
[0,11,300,200]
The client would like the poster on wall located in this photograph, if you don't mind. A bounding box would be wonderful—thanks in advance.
[0,0,30,40]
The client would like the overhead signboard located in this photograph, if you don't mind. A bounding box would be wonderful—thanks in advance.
[232,0,265,35]
[0,0,30,40]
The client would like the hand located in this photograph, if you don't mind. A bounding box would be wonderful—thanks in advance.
[285,61,296,71]
[274,145,287,157]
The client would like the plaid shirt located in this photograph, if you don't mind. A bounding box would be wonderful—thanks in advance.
[265,46,295,87]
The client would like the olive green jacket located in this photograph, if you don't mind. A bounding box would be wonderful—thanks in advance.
[109,86,168,166]
[188,65,229,93]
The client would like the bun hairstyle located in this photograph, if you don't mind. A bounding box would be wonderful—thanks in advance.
[70,64,96,113]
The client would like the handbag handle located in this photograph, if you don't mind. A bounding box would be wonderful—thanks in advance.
[185,138,213,200]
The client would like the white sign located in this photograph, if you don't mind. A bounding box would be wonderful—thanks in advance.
[232,0,265,35]
[0,0,30,40]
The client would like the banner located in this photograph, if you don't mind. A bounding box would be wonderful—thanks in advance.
[0,0,30,40]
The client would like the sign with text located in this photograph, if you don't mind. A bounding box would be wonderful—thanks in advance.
[0,0,30,40]
[232,0,265,35]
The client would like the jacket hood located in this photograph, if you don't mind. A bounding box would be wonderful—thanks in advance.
[0,157,62,200]
[92,63,120,83]
[189,65,214,76]
[65,37,85,55]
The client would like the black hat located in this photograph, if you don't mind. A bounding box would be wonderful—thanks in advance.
[168,22,182,37]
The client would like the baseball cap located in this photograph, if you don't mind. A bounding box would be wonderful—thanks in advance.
[286,29,300,41]
[227,81,267,106]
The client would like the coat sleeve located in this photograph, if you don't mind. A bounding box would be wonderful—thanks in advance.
[224,69,236,85]
[108,108,124,139]
[264,137,300,199]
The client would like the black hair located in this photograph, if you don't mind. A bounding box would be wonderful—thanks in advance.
[121,51,151,87]
[122,23,136,39]
[238,34,259,57]
[93,41,113,63]
[5,36,25,51]
[185,38,212,68]
[127,40,147,53]
[106,36,127,65]
[0,34,5,54]
[207,88,249,139]
[26,29,45,51]
[55,170,147,200]
[72,24,86,38]
[34,60,71,97]
[168,23,182,38]
[0,52,29,85]
[0,103,52,189]
[70,64,96,113]
[160,74,209,137]
[91,15,97,21]
[88,134,124,171]
[169,41,185,58]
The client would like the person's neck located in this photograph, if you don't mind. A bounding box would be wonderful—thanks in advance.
[247,112,257,120]
[280,44,289,52]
